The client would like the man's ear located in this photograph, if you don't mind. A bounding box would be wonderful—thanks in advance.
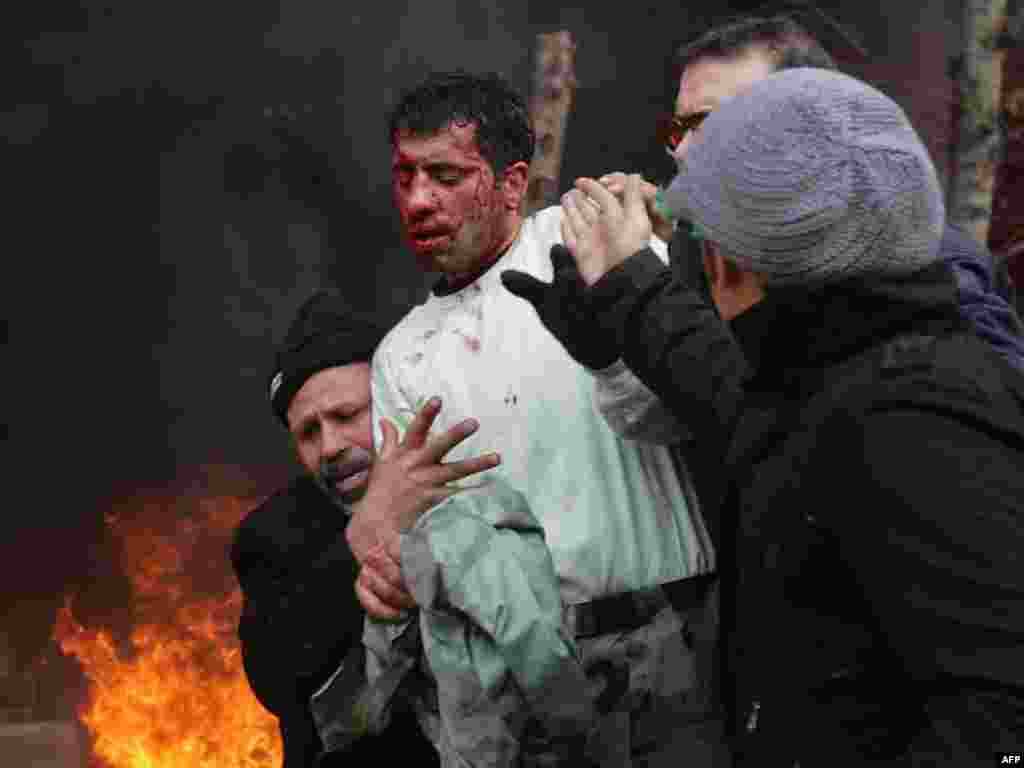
[721,255,748,289]
[500,160,530,211]
[704,241,752,291]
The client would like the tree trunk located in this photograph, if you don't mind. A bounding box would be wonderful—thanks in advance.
[525,31,577,217]
[948,0,1009,246]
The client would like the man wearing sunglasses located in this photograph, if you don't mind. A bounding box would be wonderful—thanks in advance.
[603,15,1024,376]
[550,14,1024,545]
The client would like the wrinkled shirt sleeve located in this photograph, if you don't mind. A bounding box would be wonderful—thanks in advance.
[308,616,420,755]
[400,478,594,742]
[590,235,690,444]
[590,359,690,444]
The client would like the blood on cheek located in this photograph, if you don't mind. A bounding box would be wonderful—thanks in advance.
[466,172,497,227]
[473,174,489,209]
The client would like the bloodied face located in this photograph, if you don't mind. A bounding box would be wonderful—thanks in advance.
[392,121,525,278]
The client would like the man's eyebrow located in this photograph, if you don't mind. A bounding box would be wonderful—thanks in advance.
[392,159,468,171]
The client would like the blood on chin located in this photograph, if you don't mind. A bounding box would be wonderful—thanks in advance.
[413,244,482,277]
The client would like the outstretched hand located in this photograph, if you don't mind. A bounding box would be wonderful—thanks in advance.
[346,398,499,619]
[348,398,498,561]
[598,172,673,244]
[561,174,652,286]
[501,245,620,369]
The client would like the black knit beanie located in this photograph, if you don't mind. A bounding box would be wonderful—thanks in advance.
[269,291,390,427]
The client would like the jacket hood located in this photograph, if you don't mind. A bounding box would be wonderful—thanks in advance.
[731,260,967,386]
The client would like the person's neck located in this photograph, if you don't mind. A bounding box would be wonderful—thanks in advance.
[442,253,502,293]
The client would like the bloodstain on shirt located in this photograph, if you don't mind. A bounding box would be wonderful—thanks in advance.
[453,328,481,353]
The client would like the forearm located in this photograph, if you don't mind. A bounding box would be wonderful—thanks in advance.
[591,358,689,443]
[345,511,397,566]
[590,247,747,455]
[589,234,691,444]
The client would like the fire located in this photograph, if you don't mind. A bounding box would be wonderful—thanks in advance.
[53,493,283,768]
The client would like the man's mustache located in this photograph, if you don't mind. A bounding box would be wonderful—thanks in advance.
[318,447,373,485]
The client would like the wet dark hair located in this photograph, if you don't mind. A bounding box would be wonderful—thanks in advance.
[674,15,836,78]
[388,70,535,176]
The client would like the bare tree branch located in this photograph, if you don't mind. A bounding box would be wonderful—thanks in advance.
[525,31,577,216]
[949,0,1011,246]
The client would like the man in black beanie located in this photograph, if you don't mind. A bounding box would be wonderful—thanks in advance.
[231,291,495,767]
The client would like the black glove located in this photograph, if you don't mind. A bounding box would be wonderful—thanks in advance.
[501,244,621,369]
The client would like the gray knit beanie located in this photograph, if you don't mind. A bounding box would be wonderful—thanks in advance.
[662,68,945,285]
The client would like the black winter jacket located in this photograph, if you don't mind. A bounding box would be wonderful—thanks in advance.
[592,252,1024,766]
[231,475,437,767]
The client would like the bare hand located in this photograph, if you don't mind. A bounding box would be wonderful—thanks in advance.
[560,174,652,286]
[598,172,673,243]
[345,397,500,566]
[354,538,416,621]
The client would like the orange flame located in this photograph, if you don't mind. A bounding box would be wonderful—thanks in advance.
[53,493,283,768]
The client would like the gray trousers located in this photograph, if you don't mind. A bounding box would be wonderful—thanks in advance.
[409,577,727,768]
[518,576,728,768]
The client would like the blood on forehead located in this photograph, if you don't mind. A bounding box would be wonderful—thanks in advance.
[392,122,491,168]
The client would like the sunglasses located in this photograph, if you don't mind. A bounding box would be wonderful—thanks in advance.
[659,110,712,152]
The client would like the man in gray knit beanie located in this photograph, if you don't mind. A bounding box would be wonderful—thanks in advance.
[661,67,945,289]
[506,64,1024,765]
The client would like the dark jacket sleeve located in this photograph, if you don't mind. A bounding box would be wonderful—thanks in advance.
[810,392,1024,758]
[941,224,1024,372]
[231,477,364,766]
[589,245,748,536]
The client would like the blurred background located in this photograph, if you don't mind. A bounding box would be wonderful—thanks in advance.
[6,0,1022,751]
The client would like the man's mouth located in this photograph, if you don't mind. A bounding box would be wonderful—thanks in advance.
[411,230,452,251]
[326,458,372,494]
[336,468,369,493]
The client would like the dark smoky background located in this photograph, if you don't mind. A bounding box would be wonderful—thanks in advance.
[6,0,962,719]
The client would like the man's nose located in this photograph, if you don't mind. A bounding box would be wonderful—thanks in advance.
[319,421,351,463]
[405,175,439,217]
[673,136,692,162]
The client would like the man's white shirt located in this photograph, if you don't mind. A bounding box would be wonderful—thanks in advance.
[372,205,713,605]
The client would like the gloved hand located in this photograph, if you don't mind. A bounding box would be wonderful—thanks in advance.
[501,244,620,370]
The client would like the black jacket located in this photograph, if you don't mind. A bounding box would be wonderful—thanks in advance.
[231,475,438,767]
[592,251,1024,766]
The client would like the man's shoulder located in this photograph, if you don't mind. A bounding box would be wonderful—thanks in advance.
[525,205,565,245]
[232,475,339,562]
[491,206,565,281]
[812,329,1024,447]
[373,300,436,362]
[521,204,667,262]
[939,223,993,282]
